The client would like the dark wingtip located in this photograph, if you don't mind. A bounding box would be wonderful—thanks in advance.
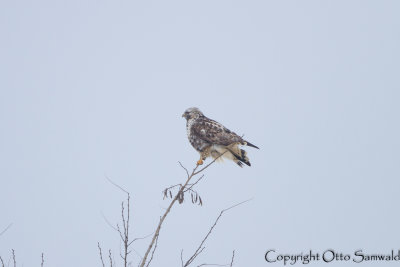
[245,141,259,149]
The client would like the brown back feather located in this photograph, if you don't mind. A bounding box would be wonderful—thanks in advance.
[191,116,242,146]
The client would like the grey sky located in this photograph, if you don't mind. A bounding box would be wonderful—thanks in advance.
[1,1,400,266]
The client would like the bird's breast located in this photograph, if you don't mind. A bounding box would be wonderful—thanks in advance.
[186,118,195,138]
[186,119,208,152]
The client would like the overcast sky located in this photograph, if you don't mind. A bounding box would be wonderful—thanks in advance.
[1,1,399,266]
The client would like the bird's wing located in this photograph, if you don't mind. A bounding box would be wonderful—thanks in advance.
[191,117,242,146]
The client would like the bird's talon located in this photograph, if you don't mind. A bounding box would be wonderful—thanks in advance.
[197,159,203,165]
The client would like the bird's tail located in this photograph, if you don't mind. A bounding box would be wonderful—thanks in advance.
[243,140,259,149]
[227,145,251,167]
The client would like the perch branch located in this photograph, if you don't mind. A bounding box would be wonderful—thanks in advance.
[139,153,225,267]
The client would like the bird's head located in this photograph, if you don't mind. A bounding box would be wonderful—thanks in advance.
[182,107,203,120]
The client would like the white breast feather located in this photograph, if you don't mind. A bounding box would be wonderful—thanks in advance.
[186,118,195,138]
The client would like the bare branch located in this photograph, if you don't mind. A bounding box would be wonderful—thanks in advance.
[0,256,4,267]
[139,154,225,267]
[98,243,106,267]
[145,225,159,267]
[0,223,12,238]
[117,224,125,243]
[195,251,235,267]
[103,178,134,267]
[181,250,184,267]
[128,232,154,246]
[102,212,119,232]
[185,175,205,192]
[178,161,189,177]
[109,249,114,267]
[119,194,131,267]
[106,176,129,195]
[184,199,251,266]
[223,198,253,213]
[41,253,44,267]
[12,249,16,267]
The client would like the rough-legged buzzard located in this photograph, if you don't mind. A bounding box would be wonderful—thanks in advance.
[182,107,259,167]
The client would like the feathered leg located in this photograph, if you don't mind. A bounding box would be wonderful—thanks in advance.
[197,149,210,165]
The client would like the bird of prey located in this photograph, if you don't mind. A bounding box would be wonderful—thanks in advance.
[182,107,259,167]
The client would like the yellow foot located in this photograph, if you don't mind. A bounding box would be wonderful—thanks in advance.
[197,159,204,165]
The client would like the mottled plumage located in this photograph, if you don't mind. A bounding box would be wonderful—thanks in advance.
[182,107,259,167]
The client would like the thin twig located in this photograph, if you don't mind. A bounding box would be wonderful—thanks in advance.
[0,256,4,267]
[178,161,189,177]
[98,243,106,267]
[117,224,125,243]
[230,251,235,267]
[0,224,12,237]
[102,212,119,232]
[128,232,154,246]
[124,194,131,267]
[104,177,132,267]
[41,253,44,267]
[184,199,251,266]
[106,176,129,195]
[12,249,16,267]
[184,175,205,192]
[195,251,234,267]
[223,198,253,213]
[109,249,114,267]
